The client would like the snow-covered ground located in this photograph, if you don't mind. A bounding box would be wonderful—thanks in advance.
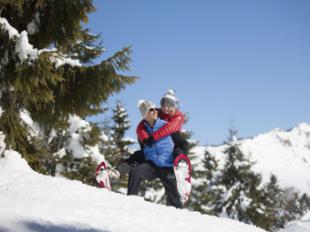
[280,212,310,232]
[193,123,310,194]
[0,150,266,232]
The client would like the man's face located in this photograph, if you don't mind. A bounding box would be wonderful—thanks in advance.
[145,108,158,121]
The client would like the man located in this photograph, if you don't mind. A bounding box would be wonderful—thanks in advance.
[127,100,182,208]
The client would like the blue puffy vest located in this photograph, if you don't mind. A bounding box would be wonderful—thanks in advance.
[143,119,174,167]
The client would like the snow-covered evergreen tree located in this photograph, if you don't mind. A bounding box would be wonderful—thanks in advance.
[189,149,222,214]
[259,174,286,231]
[0,0,136,173]
[110,101,134,166]
[215,129,264,225]
[51,116,106,186]
[103,101,135,192]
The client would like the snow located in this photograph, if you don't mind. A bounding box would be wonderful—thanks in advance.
[0,16,81,67]
[15,31,38,62]
[0,17,38,62]
[194,123,310,194]
[0,131,5,154]
[0,17,19,38]
[20,110,41,137]
[63,115,105,163]
[27,12,40,35]
[280,212,310,232]
[69,116,91,134]
[50,55,82,68]
[0,149,266,232]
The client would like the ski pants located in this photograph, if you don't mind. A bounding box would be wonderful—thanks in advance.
[127,161,182,208]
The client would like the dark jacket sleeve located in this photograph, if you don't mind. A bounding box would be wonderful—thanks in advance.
[171,132,189,155]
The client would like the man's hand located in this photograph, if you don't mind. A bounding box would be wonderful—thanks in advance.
[143,136,154,147]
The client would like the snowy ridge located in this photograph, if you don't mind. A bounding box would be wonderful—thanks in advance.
[193,123,310,194]
[280,212,310,232]
[0,148,266,232]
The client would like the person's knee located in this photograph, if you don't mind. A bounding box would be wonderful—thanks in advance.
[117,162,131,176]
[130,165,145,181]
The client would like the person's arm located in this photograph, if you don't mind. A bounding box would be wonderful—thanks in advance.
[136,120,149,142]
[152,112,184,141]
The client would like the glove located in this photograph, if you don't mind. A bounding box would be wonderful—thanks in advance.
[143,135,154,147]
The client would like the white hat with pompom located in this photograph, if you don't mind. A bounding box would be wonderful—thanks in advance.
[137,100,156,118]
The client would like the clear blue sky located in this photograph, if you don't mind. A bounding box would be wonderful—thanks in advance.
[87,0,310,145]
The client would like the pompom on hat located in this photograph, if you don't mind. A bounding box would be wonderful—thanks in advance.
[137,100,156,118]
[160,89,178,108]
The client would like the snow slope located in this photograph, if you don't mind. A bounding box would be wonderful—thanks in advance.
[280,212,310,232]
[0,150,266,232]
[193,123,310,194]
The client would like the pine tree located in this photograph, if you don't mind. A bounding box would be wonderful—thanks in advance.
[299,193,310,213]
[110,101,133,166]
[106,101,135,192]
[260,174,287,231]
[189,149,223,214]
[0,1,136,172]
[49,117,104,186]
[281,187,306,226]
[216,128,264,224]
[59,153,98,186]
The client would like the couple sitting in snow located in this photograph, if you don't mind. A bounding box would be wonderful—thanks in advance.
[100,90,191,208]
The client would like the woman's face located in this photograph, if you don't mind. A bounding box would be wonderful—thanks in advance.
[161,104,174,114]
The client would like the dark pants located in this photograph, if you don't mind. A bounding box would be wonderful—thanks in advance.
[117,150,146,176]
[117,147,186,176]
[127,161,182,208]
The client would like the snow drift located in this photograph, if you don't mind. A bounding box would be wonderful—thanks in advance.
[0,150,266,232]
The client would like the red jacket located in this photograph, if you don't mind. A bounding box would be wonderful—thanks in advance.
[136,109,185,142]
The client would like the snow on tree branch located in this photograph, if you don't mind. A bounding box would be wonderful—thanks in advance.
[0,17,81,68]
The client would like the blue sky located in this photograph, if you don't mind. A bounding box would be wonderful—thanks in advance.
[87,0,310,145]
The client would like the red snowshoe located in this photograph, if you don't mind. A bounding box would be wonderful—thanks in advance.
[173,154,192,204]
[95,161,112,191]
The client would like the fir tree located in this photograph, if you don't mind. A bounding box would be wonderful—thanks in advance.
[59,153,98,186]
[299,193,310,213]
[50,118,103,186]
[0,1,136,172]
[216,128,264,225]
[260,174,286,231]
[189,149,223,214]
[107,101,135,192]
[110,101,133,166]
[281,187,306,226]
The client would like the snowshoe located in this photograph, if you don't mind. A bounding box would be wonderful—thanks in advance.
[173,154,192,204]
[95,161,112,191]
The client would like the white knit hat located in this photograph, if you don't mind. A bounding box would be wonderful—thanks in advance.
[137,100,156,118]
[160,89,178,108]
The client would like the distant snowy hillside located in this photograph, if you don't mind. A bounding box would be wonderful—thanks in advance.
[193,123,310,194]
[0,149,266,232]
[280,212,310,232]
